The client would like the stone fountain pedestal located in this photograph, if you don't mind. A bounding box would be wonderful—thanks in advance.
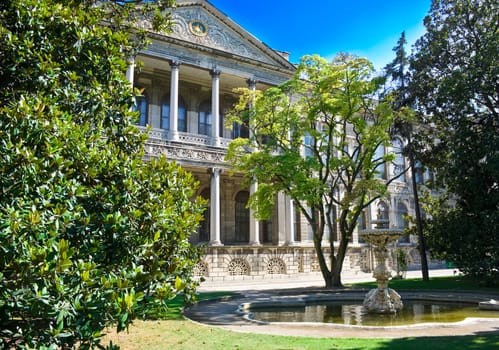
[360,222,403,314]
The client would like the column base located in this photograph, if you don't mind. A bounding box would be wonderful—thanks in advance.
[169,131,179,141]
[248,241,261,246]
[208,241,223,247]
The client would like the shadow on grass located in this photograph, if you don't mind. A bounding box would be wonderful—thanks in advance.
[374,334,499,350]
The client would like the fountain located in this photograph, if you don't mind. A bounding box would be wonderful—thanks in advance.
[359,218,403,314]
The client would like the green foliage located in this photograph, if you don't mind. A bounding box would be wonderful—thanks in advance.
[0,0,205,348]
[409,0,498,280]
[226,54,399,287]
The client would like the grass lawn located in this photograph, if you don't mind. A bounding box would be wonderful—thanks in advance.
[348,275,499,291]
[102,276,499,350]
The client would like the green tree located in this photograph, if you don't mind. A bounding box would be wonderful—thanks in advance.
[384,32,430,281]
[226,54,401,288]
[409,0,498,281]
[0,0,204,348]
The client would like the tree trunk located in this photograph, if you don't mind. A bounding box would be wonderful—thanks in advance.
[408,147,430,281]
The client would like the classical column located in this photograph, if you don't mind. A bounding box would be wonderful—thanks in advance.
[210,69,221,146]
[247,78,257,91]
[249,181,260,246]
[169,60,180,141]
[247,77,260,245]
[209,168,222,246]
[285,195,296,245]
[126,57,135,86]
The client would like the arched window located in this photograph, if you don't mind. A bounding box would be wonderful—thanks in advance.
[161,95,187,132]
[392,138,405,181]
[374,144,386,179]
[376,201,389,227]
[198,100,212,136]
[198,188,210,242]
[133,93,148,126]
[234,191,250,243]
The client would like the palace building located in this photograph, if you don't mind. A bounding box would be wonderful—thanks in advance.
[129,0,434,282]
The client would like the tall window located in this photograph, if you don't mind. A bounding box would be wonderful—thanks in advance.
[198,100,212,136]
[357,210,367,243]
[376,201,389,226]
[415,161,424,184]
[198,188,210,242]
[397,202,409,243]
[392,138,405,181]
[161,95,187,131]
[260,219,272,243]
[304,132,314,158]
[293,203,301,242]
[134,94,148,126]
[374,144,386,179]
[234,191,250,243]
[232,121,249,139]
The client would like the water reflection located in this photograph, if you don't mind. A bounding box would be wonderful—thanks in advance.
[250,301,499,326]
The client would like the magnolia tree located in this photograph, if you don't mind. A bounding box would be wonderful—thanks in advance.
[0,0,204,348]
[226,54,405,288]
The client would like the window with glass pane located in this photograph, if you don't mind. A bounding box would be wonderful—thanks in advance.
[377,202,389,222]
[162,95,187,132]
[374,144,386,179]
[415,161,424,184]
[161,98,170,130]
[232,122,249,139]
[304,132,314,158]
[134,95,147,126]
[198,100,211,136]
[178,101,187,132]
[392,138,405,181]
[235,191,249,242]
[293,203,301,242]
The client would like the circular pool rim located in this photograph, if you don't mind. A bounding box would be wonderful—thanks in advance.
[238,290,499,328]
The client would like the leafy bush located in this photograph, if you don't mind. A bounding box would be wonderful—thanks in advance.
[0,0,204,348]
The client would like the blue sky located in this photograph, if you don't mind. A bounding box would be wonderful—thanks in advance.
[208,0,431,71]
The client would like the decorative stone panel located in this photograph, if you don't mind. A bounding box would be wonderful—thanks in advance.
[310,256,320,272]
[227,257,250,276]
[193,261,209,277]
[297,255,304,273]
[266,257,286,274]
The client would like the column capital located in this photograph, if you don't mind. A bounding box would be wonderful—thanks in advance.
[210,68,221,78]
[211,167,222,175]
[170,60,181,68]
[246,78,257,89]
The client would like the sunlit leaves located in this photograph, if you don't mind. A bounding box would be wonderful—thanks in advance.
[226,53,397,287]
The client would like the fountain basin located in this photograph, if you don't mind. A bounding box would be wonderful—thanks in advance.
[184,289,499,338]
[244,296,499,326]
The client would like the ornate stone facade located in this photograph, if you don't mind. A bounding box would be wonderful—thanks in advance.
[131,0,440,284]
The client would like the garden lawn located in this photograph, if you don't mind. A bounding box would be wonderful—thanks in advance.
[103,320,499,350]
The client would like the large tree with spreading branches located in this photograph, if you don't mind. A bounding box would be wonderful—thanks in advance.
[226,54,405,288]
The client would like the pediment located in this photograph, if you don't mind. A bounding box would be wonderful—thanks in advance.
[154,1,294,71]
